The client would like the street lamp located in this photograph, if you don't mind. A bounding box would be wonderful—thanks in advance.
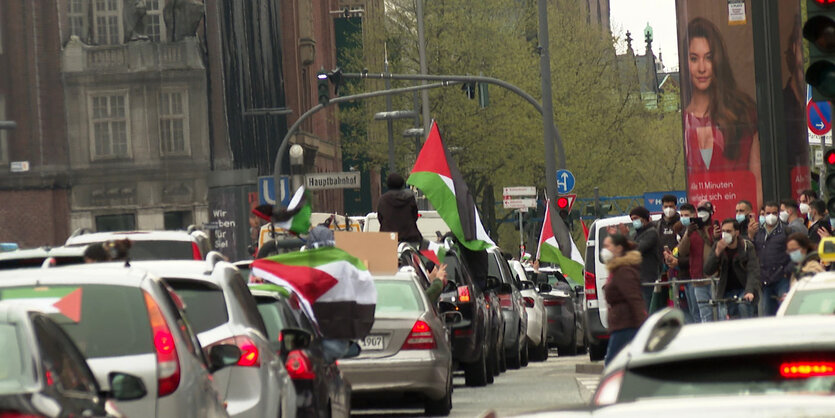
[0,121,17,130]
[289,144,305,190]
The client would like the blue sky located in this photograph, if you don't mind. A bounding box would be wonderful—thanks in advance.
[609,0,679,71]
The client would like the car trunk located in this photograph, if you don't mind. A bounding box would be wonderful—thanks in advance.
[356,314,420,360]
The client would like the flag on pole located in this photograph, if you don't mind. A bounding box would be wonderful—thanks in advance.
[251,246,376,339]
[407,121,495,251]
[537,199,585,284]
[273,186,312,235]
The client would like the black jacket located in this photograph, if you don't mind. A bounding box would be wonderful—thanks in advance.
[377,188,422,243]
[752,222,791,286]
[705,238,761,299]
[809,219,832,245]
[634,223,662,284]
[656,214,682,252]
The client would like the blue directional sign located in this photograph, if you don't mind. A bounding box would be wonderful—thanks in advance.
[258,176,292,206]
[556,169,575,194]
[643,191,687,213]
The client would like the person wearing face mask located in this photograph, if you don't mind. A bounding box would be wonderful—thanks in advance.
[807,200,832,245]
[657,195,684,252]
[798,189,817,224]
[753,201,792,316]
[664,203,700,323]
[704,219,760,320]
[786,232,824,288]
[735,200,755,239]
[671,201,717,322]
[628,206,662,309]
[601,234,646,365]
[780,199,807,236]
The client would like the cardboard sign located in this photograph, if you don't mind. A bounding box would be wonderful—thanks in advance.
[334,231,398,275]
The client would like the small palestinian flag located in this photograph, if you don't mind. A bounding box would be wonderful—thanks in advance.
[407,121,495,251]
[420,240,447,266]
[273,186,312,235]
[250,246,376,339]
[537,199,585,285]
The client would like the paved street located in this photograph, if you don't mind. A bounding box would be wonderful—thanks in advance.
[352,350,601,417]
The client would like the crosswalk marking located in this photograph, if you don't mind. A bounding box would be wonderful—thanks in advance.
[576,375,600,393]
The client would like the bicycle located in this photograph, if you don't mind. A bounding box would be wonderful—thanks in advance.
[700,295,756,321]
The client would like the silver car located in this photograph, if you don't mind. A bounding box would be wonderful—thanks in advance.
[0,263,231,417]
[777,272,835,316]
[509,260,549,362]
[131,257,297,418]
[339,269,454,416]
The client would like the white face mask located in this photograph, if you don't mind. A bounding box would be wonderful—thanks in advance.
[721,232,733,244]
[799,203,810,215]
[601,248,614,263]
[765,214,779,226]
[663,207,676,218]
[779,211,790,223]
[698,211,710,222]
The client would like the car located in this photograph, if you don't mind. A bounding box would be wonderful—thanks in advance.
[362,210,451,242]
[594,308,835,408]
[0,263,233,417]
[777,272,835,316]
[338,268,455,416]
[0,246,86,270]
[65,229,209,261]
[508,259,549,362]
[130,256,297,418]
[487,247,528,369]
[0,301,144,417]
[536,266,586,356]
[249,283,352,418]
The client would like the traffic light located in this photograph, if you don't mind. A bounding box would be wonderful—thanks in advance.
[825,148,835,214]
[317,69,330,106]
[478,82,489,108]
[462,82,476,99]
[804,1,835,101]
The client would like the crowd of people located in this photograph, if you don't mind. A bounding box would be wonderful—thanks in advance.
[602,191,832,364]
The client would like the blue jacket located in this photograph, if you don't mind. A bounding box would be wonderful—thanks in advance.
[752,222,791,286]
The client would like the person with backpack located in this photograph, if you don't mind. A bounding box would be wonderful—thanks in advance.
[704,219,760,320]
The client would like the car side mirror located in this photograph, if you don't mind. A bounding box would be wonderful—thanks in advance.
[538,283,553,293]
[486,276,501,290]
[574,285,584,294]
[208,344,242,373]
[343,341,361,359]
[520,280,535,290]
[279,328,313,356]
[443,311,463,324]
[498,283,513,294]
[108,372,147,401]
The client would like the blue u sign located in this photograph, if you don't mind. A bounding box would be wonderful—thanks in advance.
[258,176,292,206]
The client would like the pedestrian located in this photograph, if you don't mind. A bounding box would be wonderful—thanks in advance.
[704,219,760,320]
[799,189,817,222]
[786,232,825,288]
[377,173,422,246]
[735,200,755,239]
[628,206,662,309]
[664,203,700,323]
[657,195,683,252]
[808,200,831,245]
[601,233,646,365]
[675,200,719,322]
[781,199,808,236]
[753,201,792,316]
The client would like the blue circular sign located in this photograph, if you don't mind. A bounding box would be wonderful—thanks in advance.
[556,169,575,194]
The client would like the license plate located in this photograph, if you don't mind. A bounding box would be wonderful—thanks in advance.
[358,335,384,351]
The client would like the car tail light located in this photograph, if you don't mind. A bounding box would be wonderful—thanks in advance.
[208,335,261,367]
[593,370,624,406]
[401,320,436,350]
[584,271,597,300]
[523,297,535,308]
[0,413,46,418]
[543,298,565,306]
[285,350,316,380]
[499,295,512,308]
[780,362,835,378]
[143,291,181,397]
[457,286,471,303]
[191,242,203,260]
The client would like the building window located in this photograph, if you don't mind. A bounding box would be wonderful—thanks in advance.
[94,0,122,45]
[146,0,166,42]
[89,92,130,159]
[0,95,7,164]
[159,89,189,155]
[164,210,193,230]
[68,0,87,39]
[95,213,136,232]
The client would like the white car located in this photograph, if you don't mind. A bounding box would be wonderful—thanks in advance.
[777,272,835,316]
[508,260,549,362]
[131,256,297,418]
[363,210,450,242]
[65,230,209,261]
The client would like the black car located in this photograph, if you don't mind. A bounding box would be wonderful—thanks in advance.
[0,302,146,417]
[537,267,587,356]
[249,284,352,418]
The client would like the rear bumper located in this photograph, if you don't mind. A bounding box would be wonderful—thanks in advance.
[340,350,450,400]
[501,310,520,350]
[584,306,609,342]
[524,307,544,345]
[545,305,574,346]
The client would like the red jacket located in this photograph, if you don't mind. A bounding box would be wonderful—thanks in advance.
[604,251,648,332]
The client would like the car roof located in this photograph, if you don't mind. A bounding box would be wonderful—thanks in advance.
[0,246,86,261]
[0,262,150,287]
[66,230,196,245]
[128,260,220,282]
[795,272,835,291]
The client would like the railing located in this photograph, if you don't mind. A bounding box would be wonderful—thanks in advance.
[86,46,127,69]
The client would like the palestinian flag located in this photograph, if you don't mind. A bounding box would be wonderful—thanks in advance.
[250,246,376,339]
[407,121,495,251]
[273,186,312,235]
[419,240,447,266]
[537,199,585,285]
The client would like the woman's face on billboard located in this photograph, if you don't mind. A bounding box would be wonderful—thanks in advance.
[688,37,713,92]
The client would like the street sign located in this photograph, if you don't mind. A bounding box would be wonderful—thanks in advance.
[556,194,577,213]
[9,161,29,173]
[306,171,361,190]
[258,176,292,206]
[556,169,575,194]
[808,101,832,136]
[503,198,537,209]
[502,186,536,197]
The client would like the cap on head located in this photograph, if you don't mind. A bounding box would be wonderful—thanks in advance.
[386,173,405,189]
[697,200,714,214]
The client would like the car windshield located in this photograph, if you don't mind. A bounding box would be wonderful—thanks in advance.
[375,279,424,315]
[0,323,36,394]
[165,280,229,334]
[618,353,835,402]
[0,285,153,359]
[783,289,835,315]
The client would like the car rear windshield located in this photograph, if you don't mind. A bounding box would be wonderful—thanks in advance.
[165,280,229,333]
[0,323,36,394]
[254,296,294,345]
[619,353,835,402]
[375,279,424,314]
[75,240,194,261]
[0,256,85,270]
[0,285,153,359]
[783,289,835,315]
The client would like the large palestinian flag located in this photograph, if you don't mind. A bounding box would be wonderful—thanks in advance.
[537,199,585,285]
[250,246,376,339]
[407,121,495,251]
